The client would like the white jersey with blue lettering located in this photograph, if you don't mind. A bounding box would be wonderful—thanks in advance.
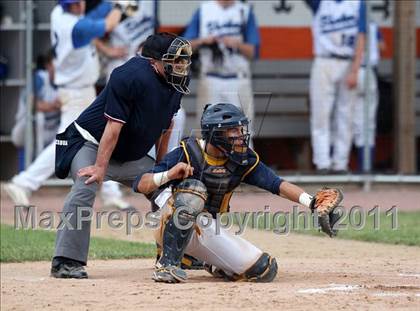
[110,0,155,57]
[199,0,251,76]
[51,5,99,88]
[312,0,362,57]
[106,0,156,77]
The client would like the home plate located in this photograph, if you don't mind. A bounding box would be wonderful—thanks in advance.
[297,284,361,294]
[398,273,420,278]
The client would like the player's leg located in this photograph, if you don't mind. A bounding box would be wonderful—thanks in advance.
[151,179,208,283]
[35,112,46,156]
[10,117,26,148]
[332,65,358,172]
[196,76,212,134]
[167,107,186,152]
[100,181,135,211]
[5,87,95,205]
[52,142,100,278]
[186,218,278,282]
[309,58,336,171]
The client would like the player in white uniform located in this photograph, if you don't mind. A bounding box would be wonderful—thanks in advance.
[11,52,61,157]
[183,0,260,143]
[305,0,366,173]
[352,22,384,171]
[4,0,122,207]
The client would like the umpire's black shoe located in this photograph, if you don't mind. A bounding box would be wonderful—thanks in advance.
[50,257,88,279]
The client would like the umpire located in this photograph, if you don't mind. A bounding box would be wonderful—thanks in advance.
[51,32,192,279]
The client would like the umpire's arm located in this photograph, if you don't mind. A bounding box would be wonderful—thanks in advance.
[78,119,122,185]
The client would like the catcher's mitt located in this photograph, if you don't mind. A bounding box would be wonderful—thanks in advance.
[309,187,343,237]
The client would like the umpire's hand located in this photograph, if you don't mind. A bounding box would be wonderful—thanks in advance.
[78,165,106,185]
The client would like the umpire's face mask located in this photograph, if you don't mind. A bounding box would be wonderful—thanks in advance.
[162,38,192,94]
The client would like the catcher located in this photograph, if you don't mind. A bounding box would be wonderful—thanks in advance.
[134,103,343,283]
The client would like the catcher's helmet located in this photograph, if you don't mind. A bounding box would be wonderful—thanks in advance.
[201,103,250,164]
[141,33,192,94]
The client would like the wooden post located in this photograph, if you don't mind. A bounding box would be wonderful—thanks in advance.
[393,0,417,173]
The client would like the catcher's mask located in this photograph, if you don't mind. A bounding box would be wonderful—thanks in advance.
[201,103,250,165]
[141,33,192,94]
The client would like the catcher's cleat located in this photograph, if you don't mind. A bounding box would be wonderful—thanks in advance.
[152,264,187,283]
[50,260,88,279]
[181,254,205,270]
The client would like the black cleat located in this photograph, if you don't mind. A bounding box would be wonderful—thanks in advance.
[152,263,187,283]
[50,259,88,279]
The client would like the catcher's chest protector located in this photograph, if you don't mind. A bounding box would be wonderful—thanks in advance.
[181,138,258,217]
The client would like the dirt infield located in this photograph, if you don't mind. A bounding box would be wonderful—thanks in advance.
[1,186,420,310]
[2,230,420,310]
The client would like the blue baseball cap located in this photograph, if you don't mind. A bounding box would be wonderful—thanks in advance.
[58,0,81,11]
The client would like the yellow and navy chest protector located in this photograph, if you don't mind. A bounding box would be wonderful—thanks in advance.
[180,137,259,217]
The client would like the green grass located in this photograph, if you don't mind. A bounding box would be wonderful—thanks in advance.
[292,211,420,246]
[226,210,420,246]
[0,224,155,263]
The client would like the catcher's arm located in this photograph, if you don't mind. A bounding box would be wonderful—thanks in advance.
[279,182,343,237]
[136,162,193,194]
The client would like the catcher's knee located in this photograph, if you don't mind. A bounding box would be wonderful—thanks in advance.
[172,178,207,226]
[244,252,278,283]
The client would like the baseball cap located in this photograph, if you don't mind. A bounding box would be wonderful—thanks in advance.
[141,33,178,60]
[58,0,81,10]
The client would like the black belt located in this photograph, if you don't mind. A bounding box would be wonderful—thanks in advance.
[320,54,353,61]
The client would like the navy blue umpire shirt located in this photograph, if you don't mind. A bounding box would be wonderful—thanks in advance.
[75,56,182,162]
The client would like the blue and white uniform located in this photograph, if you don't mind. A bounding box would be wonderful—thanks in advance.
[11,2,114,192]
[307,0,366,171]
[11,70,60,155]
[105,0,157,79]
[183,0,260,139]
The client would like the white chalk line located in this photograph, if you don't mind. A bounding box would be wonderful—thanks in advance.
[297,284,361,294]
[373,292,420,298]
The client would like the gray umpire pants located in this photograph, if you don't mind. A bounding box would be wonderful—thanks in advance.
[54,141,154,264]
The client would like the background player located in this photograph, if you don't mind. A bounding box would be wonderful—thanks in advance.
[96,0,185,153]
[4,0,125,208]
[11,51,61,159]
[305,0,366,173]
[351,21,385,171]
[183,0,260,144]
[135,103,342,283]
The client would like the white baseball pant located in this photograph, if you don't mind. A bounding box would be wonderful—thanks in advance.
[352,67,378,147]
[154,191,263,276]
[310,57,358,171]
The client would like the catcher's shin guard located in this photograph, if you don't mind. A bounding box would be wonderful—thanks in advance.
[244,252,278,283]
[157,179,207,268]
